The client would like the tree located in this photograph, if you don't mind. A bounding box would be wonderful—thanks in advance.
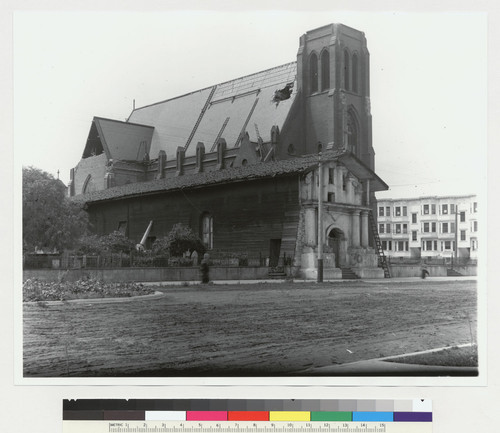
[23,166,89,252]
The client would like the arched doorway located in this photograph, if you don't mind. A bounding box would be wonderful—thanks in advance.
[327,228,345,268]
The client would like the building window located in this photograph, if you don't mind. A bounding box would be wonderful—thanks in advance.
[444,240,452,250]
[386,224,391,233]
[473,202,478,212]
[342,174,347,191]
[310,53,318,94]
[397,241,405,251]
[451,204,455,214]
[352,53,359,93]
[395,206,401,216]
[473,221,478,232]
[403,206,407,217]
[450,222,455,233]
[379,206,384,217]
[423,204,429,215]
[321,49,330,91]
[328,167,335,184]
[346,112,358,155]
[460,230,466,241]
[471,238,478,250]
[344,50,350,90]
[327,192,335,202]
[379,224,385,234]
[442,223,449,233]
[412,213,417,224]
[412,230,417,241]
[432,222,436,233]
[117,221,127,234]
[386,206,390,216]
[431,204,436,214]
[425,240,433,251]
[442,204,448,214]
[382,240,387,250]
[460,211,466,222]
[395,223,401,234]
[403,224,408,234]
[423,222,430,233]
[201,213,213,250]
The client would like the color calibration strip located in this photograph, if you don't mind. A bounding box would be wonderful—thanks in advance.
[63,399,432,423]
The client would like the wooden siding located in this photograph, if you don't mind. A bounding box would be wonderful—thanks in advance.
[87,176,301,258]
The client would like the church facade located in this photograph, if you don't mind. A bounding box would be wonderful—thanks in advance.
[69,23,388,279]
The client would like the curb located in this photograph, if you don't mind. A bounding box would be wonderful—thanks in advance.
[23,291,165,306]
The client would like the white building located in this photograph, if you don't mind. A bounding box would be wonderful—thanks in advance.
[376,195,478,260]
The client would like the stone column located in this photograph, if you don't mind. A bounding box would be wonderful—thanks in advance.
[361,210,369,247]
[304,207,317,246]
[351,210,360,247]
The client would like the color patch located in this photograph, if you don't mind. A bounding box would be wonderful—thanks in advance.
[352,412,393,422]
[269,411,310,422]
[145,411,186,421]
[394,412,432,422]
[310,411,352,421]
[228,411,269,421]
[186,411,227,421]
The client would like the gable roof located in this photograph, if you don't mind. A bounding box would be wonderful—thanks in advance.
[89,117,155,162]
[127,62,297,159]
[73,150,388,205]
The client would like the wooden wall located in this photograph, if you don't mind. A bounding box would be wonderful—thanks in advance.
[87,175,301,258]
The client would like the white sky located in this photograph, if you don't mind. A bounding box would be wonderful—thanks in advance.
[13,9,487,200]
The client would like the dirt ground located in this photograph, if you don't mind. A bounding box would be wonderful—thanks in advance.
[23,279,477,377]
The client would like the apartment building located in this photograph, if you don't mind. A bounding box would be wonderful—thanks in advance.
[376,195,478,259]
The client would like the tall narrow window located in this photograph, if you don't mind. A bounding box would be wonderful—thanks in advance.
[320,50,330,91]
[310,53,318,94]
[346,111,358,155]
[344,50,350,91]
[352,53,359,93]
[201,213,213,250]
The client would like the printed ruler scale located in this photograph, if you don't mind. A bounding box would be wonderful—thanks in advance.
[62,400,432,433]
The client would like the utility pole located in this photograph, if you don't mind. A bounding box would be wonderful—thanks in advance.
[317,150,323,283]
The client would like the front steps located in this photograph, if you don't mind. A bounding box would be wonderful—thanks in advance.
[341,267,360,280]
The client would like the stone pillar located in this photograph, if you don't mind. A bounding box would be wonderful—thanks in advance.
[361,210,369,247]
[351,210,360,247]
[304,207,317,246]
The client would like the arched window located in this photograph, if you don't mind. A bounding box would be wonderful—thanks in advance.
[320,49,330,91]
[352,53,359,93]
[346,111,359,156]
[344,50,350,91]
[201,213,213,250]
[310,53,318,94]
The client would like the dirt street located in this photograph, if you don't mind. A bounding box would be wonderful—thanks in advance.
[23,280,477,377]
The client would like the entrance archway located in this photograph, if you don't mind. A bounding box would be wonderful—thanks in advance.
[327,228,345,268]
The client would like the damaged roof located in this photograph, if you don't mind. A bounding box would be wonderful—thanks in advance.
[127,62,298,159]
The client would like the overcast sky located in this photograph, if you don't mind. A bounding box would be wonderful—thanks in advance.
[13,9,487,200]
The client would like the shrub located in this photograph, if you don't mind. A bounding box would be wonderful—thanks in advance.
[163,223,205,257]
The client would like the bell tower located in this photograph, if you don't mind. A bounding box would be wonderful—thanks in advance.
[296,23,374,170]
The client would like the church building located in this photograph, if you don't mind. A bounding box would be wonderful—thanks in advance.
[69,23,389,279]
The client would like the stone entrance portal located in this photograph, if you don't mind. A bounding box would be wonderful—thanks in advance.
[327,228,345,268]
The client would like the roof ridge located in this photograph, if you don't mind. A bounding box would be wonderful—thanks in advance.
[129,61,297,115]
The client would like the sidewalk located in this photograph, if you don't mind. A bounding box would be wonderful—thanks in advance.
[140,276,477,287]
